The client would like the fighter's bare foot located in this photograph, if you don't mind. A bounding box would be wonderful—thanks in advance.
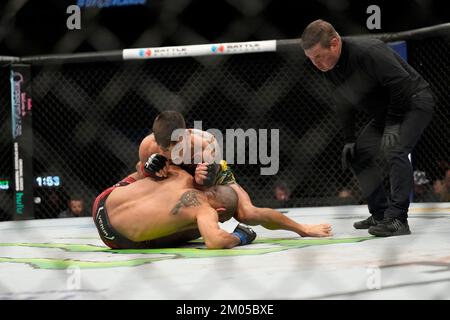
[300,223,332,237]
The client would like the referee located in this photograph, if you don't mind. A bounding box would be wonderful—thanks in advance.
[301,19,435,236]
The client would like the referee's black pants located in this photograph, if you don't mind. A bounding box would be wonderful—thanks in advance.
[350,90,434,220]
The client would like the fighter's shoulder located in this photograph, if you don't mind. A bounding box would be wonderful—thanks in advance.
[189,129,216,144]
[189,128,214,137]
[178,189,208,202]
[139,134,159,160]
[171,189,210,215]
[141,133,156,144]
[139,134,158,151]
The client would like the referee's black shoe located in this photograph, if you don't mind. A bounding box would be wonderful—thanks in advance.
[353,215,382,229]
[368,218,411,237]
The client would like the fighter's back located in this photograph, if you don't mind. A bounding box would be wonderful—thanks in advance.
[106,166,200,241]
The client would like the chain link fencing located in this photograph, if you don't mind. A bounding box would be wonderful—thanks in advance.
[0,28,449,220]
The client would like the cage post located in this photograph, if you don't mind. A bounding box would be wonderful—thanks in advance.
[10,64,34,219]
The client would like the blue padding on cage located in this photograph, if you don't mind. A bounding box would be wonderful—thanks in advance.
[388,41,407,61]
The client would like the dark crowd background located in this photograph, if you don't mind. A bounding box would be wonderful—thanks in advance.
[0,0,449,220]
[0,0,448,57]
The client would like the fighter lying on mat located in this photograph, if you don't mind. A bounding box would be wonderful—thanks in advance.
[136,111,332,238]
[92,165,255,249]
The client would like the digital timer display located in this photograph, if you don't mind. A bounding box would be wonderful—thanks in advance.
[35,176,61,187]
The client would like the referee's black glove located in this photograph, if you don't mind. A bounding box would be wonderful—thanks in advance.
[381,124,401,153]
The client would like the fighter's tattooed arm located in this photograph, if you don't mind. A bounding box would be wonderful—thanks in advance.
[171,190,202,215]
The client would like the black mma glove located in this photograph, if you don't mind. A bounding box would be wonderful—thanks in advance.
[144,153,168,179]
[341,142,355,171]
[381,124,401,153]
[232,224,257,246]
[202,163,220,187]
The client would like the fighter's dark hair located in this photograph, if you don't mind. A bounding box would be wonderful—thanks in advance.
[152,111,186,149]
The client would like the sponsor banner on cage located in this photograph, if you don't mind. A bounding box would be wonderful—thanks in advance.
[77,0,147,8]
[10,65,34,218]
[122,40,276,60]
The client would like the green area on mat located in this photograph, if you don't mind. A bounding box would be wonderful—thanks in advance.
[0,236,373,270]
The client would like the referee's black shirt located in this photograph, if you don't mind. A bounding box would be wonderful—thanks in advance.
[322,37,429,142]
